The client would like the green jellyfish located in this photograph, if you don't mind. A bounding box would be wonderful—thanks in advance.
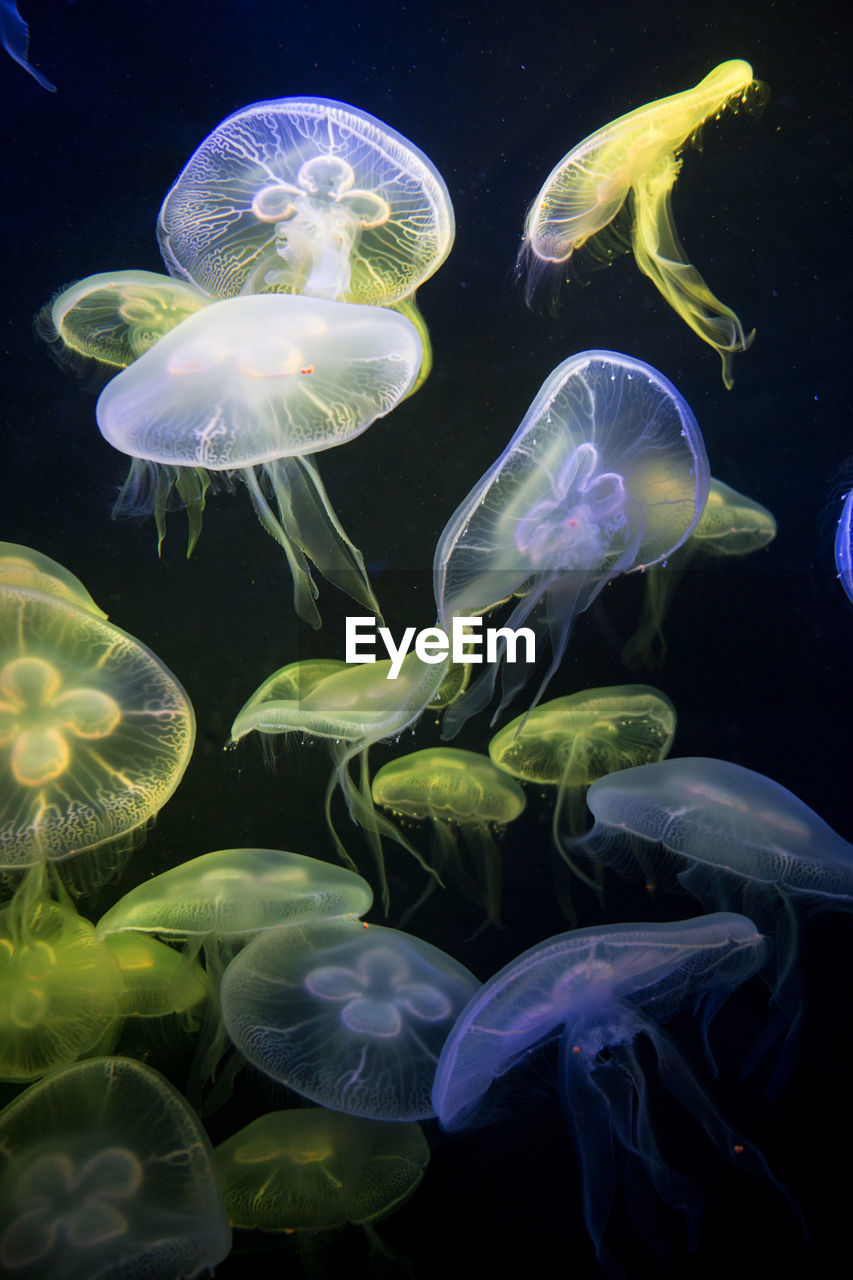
[0,570,195,890]
[0,543,107,619]
[103,931,207,1021]
[0,874,122,1082]
[489,685,675,899]
[519,60,766,386]
[622,478,777,667]
[372,747,526,931]
[39,270,209,372]
[230,654,448,912]
[0,1057,231,1278]
[214,1108,429,1233]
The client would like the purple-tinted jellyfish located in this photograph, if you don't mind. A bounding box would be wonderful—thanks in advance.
[432,913,786,1261]
[571,757,853,1094]
[434,351,709,736]
[221,914,480,1120]
[835,488,853,605]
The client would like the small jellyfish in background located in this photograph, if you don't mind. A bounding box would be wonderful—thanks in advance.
[835,488,853,605]
[39,270,209,373]
[622,477,777,667]
[372,747,526,931]
[214,1108,429,1234]
[570,757,853,1094]
[0,0,54,91]
[230,654,449,912]
[432,913,787,1265]
[519,61,765,387]
[434,350,709,735]
[0,1057,231,1279]
[0,556,195,892]
[157,96,454,305]
[221,914,480,1120]
[96,293,422,625]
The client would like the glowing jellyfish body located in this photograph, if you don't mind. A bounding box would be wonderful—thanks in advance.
[0,543,107,619]
[222,914,480,1120]
[157,96,454,305]
[214,1108,429,1231]
[96,293,421,625]
[576,757,853,1092]
[520,61,762,386]
[103,931,207,1020]
[434,351,709,733]
[432,913,778,1259]
[41,270,209,371]
[835,488,853,605]
[372,747,526,930]
[231,653,449,910]
[0,1057,231,1279]
[0,582,194,886]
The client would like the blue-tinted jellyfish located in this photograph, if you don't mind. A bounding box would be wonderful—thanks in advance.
[0,1057,231,1279]
[0,0,54,91]
[96,293,421,626]
[835,488,853,605]
[435,351,709,734]
[571,757,853,1093]
[221,914,480,1120]
[157,97,454,305]
[432,913,783,1261]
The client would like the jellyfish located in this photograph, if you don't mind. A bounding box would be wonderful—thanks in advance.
[39,270,209,373]
[432,912,786,1262]
[434,350,709,735]
[488,684,675,908]
[622,477,777,667]
[0,0,54,91]
[102,931,207,1021]
[570,757,853,1094]
[519,61,764,386]
[0,873,123,1082]
[0,543,107,619]
[371,747,526,931]
[157,96,454,305]
[0,572,195,891]
[230,652,450,912]
[221,914,480,1120]
[214,1108,429,1232]
[0,1056,231,1278]
[95,293,422,625]
[835,488,853,605]
[97,848,373,1102]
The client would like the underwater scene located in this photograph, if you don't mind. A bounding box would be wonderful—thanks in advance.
[1,0,851,1276]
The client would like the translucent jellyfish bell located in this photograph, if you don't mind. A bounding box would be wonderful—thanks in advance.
[519,61,764,386]
[221,914,480,1120]
[157,96,455,304]
[96,293,422,626]
[435,351,709,733]
[0,543,107,619]
[835,488,853,605]
[0,1057,231,1279]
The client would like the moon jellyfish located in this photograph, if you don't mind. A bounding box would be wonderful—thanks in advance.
[623,477,776,667]
[434,351,709,734]
[433,913,785,1262]
[835,488,853,605]
[573,757,853,1094]
[0,543,107,619]
[96,293,421,625]
[157,96,454,305]
[222,914,480,1120]
[214,1108,429,1231]
[0,1057,231,1279]
[372,747,526,931]
[39,270,209,372]
[0,571,195,890]
[519,61,764,386]
[103,931,207,1020]
[230,653,449,911]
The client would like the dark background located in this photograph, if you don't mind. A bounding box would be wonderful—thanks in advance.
[1,1,851,1277]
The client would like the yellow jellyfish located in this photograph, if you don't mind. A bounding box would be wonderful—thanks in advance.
[372,747,526,931]
[103,932,208,1020]
[519,60,766,386]
[214,1108,429,1233]
[622,477,777,667]
[0,566,195,890]
[0,542,107,619]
